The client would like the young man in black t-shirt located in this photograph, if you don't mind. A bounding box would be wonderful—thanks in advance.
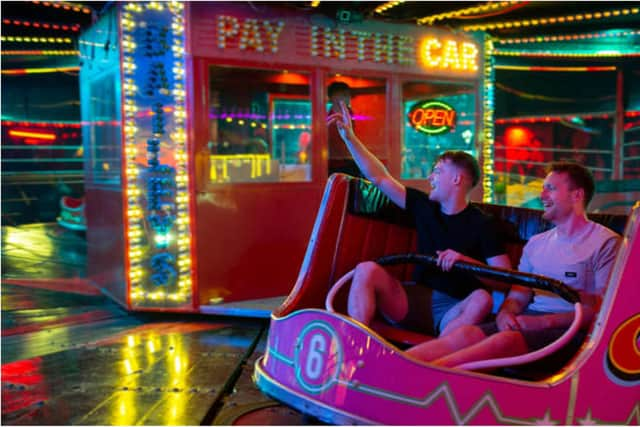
[328,101,511,337]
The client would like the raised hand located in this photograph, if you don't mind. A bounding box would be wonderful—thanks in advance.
[327,100,354,142]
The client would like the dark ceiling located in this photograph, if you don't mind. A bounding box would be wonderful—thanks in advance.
[2,1,639,40]
[1,1,638,70]
[286,1,640,38]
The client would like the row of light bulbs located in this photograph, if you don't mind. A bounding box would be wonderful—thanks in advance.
[463,7,639,32]
[121,1,193,305]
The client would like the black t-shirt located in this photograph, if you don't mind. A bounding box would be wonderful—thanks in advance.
[405,187,506,299]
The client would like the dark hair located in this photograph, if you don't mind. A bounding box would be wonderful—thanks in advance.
[547,161,595,207]
[436,150,480,188]
[328,81,351,97]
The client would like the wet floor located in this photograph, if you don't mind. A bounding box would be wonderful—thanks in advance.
[1,224,314,425]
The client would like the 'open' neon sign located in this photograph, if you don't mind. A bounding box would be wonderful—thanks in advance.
[408,100,456,135]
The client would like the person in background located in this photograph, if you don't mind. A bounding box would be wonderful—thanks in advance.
[406,162,621,369]
[327,82,362,177]
[328,100,512,338]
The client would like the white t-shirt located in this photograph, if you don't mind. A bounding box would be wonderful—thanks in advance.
[518,221,621,313]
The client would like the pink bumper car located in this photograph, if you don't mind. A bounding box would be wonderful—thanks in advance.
[254,174,639,425]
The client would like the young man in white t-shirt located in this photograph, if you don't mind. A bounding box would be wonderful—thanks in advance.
[406,161,621,367]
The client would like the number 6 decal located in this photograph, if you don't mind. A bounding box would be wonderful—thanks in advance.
[295,321,343,394]
[305,334,327,380]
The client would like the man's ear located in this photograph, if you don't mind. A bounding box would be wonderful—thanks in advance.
[573,187,585,204]
[453,172,462,186]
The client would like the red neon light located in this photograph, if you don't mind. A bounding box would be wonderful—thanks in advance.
[410,108,456,128]
[1,18,80,31]
[9,129,56,141]
[2,120,81,128]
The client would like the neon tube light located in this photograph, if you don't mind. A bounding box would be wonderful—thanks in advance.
[495,65,617,72]
[2,66,79,75]
[463,7,639,31]
[9,129,56,140]
[31,1,91,14]
[2,18,80,32]
[1,50,79,56]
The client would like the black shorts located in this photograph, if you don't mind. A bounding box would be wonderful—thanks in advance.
[386,283,461,336]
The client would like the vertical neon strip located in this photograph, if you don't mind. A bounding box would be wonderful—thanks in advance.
[120,1,193,308]
[121,3,143,303]
[482,36,495,203]
[169,1,195,303]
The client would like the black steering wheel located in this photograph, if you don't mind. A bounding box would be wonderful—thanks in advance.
[375,253,580,304]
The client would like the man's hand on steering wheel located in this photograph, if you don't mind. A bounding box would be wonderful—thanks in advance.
[436,249,479,272]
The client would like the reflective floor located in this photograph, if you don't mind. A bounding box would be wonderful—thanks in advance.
[1,224,313,425]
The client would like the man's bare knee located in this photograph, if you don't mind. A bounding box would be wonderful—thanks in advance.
[354,261,381,281]
[470,289,492,311]
[467,289,493,320]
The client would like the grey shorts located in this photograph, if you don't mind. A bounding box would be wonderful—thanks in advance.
[386,283,461,336]
[478,309,587,370]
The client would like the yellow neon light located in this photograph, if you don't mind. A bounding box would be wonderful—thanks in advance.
[418,1,518,25]
[482,37,495,203]
[8,129,56,140]
[209,154,272,181]
[1,36,73,43]
[419,37,478,72]
[1,66,79,74]
[1,50,79,56]
[494,50,640,58]
[375,1,405,14]
[121,0,193,306]
[497,29,640,45]
[463,7,639,31]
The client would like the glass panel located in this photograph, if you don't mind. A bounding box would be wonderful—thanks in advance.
[327,76,387,177]
[623,113,640,180]
[208,66,311,183]
[89,76,121,184]
[494,117,614,208]
[401,81,476,179]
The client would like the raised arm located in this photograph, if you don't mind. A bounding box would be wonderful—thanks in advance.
[328,101,406,208]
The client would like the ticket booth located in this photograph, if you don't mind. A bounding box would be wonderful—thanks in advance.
[80,1,490,315]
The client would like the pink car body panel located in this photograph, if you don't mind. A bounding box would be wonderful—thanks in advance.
[255,203,640,424]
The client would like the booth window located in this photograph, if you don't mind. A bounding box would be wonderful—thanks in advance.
[624,116,640,180]
[401,82,476,180]
[209,66,311,183]
[326,75,387,177]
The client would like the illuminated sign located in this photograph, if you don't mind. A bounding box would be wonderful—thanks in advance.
[206,13,480,74]
[408,100,456,135]
[420,38,478,72]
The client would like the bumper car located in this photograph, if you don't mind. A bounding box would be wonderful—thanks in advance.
[57,196,87,232]
[254,174,638,425]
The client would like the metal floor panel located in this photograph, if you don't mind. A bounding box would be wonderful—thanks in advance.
[2,322,265,425]
[1,223,312,425]
[211,333,316,425]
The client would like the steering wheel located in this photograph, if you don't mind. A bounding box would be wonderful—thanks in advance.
[375,253,580,304]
